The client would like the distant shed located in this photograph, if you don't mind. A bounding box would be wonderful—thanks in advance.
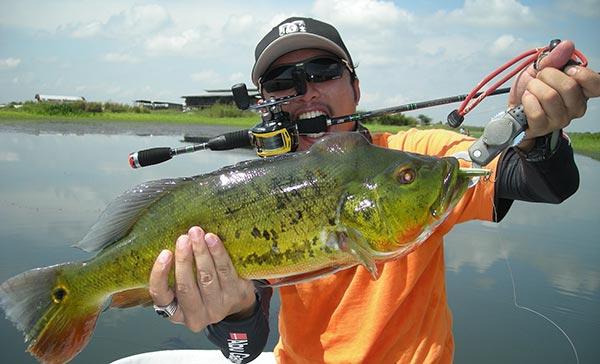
[134,100,183,110]
[182,88,259,110]
[35,94,86,103]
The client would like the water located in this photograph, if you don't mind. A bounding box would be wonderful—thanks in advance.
[0,127,598,363]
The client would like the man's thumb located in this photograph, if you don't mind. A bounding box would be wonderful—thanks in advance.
[537,40,576,71]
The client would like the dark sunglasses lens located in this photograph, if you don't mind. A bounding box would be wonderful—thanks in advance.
[262,78,296,93]
[261,57,345,92]
[305,58,344,82]
[262,65,295,92]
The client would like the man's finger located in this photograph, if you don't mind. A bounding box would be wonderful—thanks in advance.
[189,228,225,322]
[206,233,256,313]
[566,66,600,99]
[148,249,186,322]
[174,233,205,330]
[149,249,175,306]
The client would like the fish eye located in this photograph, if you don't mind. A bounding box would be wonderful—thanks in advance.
[396,167,415,184]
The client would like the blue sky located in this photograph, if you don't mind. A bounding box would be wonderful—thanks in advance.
[1,0,598,131]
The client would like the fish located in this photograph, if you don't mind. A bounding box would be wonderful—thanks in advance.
[0,132,489,363]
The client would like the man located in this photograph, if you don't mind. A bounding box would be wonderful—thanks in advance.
[149,17,600,363]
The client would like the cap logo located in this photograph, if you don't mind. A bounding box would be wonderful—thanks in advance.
[278,20,306,37]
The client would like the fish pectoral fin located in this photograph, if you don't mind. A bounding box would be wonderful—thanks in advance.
[342,228,379,280]
[265,265,357,288]
[110,288,153,308]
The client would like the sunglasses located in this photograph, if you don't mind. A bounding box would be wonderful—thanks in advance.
[260,56,351,93]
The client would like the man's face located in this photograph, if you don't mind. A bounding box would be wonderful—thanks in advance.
[261,49,361,151]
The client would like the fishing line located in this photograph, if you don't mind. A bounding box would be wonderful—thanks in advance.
[495,225,580,364]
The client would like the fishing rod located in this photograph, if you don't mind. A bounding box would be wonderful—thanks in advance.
[128,39,592,169]
[128,86,511,168]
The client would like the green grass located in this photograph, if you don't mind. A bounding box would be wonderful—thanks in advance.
[568,132,600,160]
[0,102,260,127]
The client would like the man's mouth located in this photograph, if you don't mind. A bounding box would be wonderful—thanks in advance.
[297,110,328,138]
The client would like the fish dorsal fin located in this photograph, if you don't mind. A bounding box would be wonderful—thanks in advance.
[75,178,187,252]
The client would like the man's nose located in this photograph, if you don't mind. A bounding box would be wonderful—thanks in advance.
[296,80,321,102]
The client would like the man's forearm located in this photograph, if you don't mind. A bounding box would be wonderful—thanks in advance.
[493,132,579,222]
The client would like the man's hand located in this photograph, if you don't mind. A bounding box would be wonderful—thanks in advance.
[509,40,600,150]
[149,226,257,332]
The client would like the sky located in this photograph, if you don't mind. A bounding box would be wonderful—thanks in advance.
[1,0,599,131]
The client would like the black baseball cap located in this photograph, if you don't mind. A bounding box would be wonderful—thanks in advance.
[252,17,355,86]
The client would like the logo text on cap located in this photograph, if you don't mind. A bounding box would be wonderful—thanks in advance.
[278,20,306,37]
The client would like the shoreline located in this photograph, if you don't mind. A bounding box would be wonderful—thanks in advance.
[1,116,598,161]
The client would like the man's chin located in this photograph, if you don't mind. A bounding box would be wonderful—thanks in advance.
[298,133,328,150]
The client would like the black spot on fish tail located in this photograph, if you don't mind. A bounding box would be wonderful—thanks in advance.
[251,227,261,238]
[262,230,271,240]
[52,286,68,303]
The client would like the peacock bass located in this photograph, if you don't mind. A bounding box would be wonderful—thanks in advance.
[0,133,489,363]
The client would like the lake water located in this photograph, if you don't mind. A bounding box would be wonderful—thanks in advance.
[0,125,598,363]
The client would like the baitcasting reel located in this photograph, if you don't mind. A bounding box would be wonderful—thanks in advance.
[231,67,307,157]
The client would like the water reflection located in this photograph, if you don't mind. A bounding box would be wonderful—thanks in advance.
[444,155,600,363]
[0,130,598,363]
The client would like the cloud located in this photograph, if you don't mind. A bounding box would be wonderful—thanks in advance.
[70,21,103,38]
[190,70,221,84]
[103,53,140,64]
[145,29,201,53]
[0,58,21,70]
[313,0,413,25]
[66,4,172,39]
[437,0,535,27]
[555,0,600,17]
[105,4,172,35]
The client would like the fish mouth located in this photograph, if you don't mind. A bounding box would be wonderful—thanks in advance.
[432,158,464,219]
[434,160,491,217]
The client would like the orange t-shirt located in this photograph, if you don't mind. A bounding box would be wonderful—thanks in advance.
[273,129,499,364]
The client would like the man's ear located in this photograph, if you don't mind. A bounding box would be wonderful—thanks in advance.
[353,78,361,105]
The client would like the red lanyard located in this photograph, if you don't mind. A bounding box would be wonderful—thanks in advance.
[455,40,588,119]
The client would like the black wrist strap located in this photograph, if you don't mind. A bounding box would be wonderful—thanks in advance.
[205,280,272,363]
[518,130,562,162]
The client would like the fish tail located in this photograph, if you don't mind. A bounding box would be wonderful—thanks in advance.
[0,262,103,363]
